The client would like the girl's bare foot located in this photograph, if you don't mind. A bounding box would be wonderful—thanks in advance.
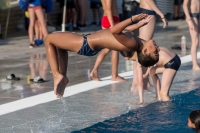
[193,66,200,70]
[54,73,69,98]
[111,75,127,81]
[135,101,144,105]
[90,71,101,81]
[130,84,138,92]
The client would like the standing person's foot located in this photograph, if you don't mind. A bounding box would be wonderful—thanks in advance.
[29,43,39,48]
[111,75,127,81]
[192,66,200,70]
[90,71,101,81]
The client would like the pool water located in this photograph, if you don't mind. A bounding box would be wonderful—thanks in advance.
[74,87,200,133]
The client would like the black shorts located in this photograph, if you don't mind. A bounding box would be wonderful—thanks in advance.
[90,1,101,9]
[164,54,181,71]
[174,0,183,5]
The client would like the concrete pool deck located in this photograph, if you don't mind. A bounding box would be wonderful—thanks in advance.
[0,20,199,132]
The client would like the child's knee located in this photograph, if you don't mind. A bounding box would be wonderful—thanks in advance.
[44,34,52,44]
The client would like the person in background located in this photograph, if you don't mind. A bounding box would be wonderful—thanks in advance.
[25,11,44,46]
[131,0,168,93]
[188,110,200,132]
[173,0,183,20]
[67,0,79,30]
[77,0,88,27]
[182,0,200,70]
[90,0,102,26]
[90,0,126,82]
[27,0,49,48]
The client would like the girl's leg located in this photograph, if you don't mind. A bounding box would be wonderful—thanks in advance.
[131,61,138,91]
[111,50,125,81]
[28,8,36,45]
[35,7,48,38]
[90,48,111,81]
[160,69,177,101]
[34,21,39,40]
[189,17,200,70]
[150,66,164,100]
[38,21,43,40]
[136,62,144,105]
[45,34,70,97]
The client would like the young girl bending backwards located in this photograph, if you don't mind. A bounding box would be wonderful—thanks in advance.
[45,14,160,98]
[121,46,181,104]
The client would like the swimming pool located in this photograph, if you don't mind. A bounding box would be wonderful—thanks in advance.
[74,87,200,133]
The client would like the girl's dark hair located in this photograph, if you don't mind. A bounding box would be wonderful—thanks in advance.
[137,49,159,67]
[189,110,200,131]
[120,51,134,58]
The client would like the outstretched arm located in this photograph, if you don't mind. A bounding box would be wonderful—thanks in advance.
[110,14,148,34]
[125,15,153,32]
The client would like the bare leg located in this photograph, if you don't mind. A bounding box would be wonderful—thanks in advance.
[135,62,144,105]
[45,34,70,98]
[28,8,36,44]
[131,61,138,91]
[189,18,200,70]
[56,48,69,97]
[35,8,48,38]
[90,48,111,81]
[34,21,39,40]
[149,66,164,100]
[111,50,126,81]
[160,69,177,101]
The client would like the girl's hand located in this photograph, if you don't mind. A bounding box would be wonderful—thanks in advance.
[138,15,153,26]
[131,13,148,22]
[161,17,168,28]
[187,19,196,32]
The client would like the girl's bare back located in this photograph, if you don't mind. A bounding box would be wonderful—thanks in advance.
[88,29,138,52]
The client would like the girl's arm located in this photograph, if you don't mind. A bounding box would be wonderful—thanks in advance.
[136,62,144,105]
[143,67,151,78]
[182,0,195,31]
[110,14,148,34]
[144,0,168,28]
[125,15,153,32]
